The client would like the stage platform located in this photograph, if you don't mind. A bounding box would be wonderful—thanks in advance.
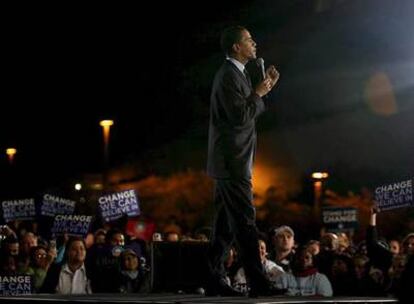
[0,293,398,304]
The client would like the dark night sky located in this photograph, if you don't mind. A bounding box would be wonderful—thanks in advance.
[1,1,413,196]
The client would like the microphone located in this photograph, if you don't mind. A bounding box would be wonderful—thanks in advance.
[257,57,266,80]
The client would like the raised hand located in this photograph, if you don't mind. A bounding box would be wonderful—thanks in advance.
[266,65,280,88]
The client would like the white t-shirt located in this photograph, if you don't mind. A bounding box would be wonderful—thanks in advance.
[233,259,285,288]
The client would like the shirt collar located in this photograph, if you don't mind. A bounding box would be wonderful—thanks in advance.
[62,263,86,275]
[226,57,245,74]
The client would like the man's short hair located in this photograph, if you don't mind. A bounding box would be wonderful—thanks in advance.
[220,25,247,56]
[274,225,294,238]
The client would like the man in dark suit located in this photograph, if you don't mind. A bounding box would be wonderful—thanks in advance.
[206,25,280,297]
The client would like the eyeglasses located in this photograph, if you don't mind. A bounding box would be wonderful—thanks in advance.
[36,254,47,259]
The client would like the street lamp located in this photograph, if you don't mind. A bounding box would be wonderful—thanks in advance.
[311,171,329,217]
[6,148,17,165]
[99,120,114,190]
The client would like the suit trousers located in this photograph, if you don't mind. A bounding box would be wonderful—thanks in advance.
[208,178,268,291]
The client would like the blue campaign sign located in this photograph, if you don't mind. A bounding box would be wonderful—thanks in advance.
[51,215,93,237]
[41,194,76,217]
[0,275,32,295]
[322,207,358,232]
[374,179,414,212]
[98,190,140,222]
[1,198,36,223]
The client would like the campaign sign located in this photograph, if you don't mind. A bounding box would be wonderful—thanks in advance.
[51,215,92,237]
[98,190,140,222]
[1,198,36,223]
[374,179,413,212]
[322,207,358,232]
[41,194,76,217]
[0,275,32,295]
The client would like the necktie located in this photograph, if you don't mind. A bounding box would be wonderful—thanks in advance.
[243,68,252,88]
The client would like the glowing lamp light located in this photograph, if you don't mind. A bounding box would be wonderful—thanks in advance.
[312,172,329,179]
[6,148,17,164]
[75,183,82,191]
[99,120,114,127]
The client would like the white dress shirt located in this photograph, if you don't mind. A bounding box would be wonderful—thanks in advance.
[56,263,92,294]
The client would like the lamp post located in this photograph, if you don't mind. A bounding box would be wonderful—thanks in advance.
[6,148,17,165]
[311,172,329,218]
[99,120,114,190]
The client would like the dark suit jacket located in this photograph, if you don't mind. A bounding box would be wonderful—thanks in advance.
[207,60,265,179]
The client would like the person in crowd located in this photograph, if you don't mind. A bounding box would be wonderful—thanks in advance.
[27,244,56,292]
[233,239,284,292]
[19,232,38,256]
[118,248,150,293]
[306,240,320,256]
[41,236,92,294]
[94,229,107,245]
[366,207,413,296]
[336,232,351,255]
[273,246,332,296]
[1,235,19,256]
[388,239,400,257]
[314,232,338,280]
[329,254,358,296]
[386,252,408,295]
[218,247,241,291]
[353,254,385,296]
[86,228,124,292]
[401,233,414,255]
[269,225,296,272]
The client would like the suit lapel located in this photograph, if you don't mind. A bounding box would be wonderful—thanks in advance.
[225,61,252,89]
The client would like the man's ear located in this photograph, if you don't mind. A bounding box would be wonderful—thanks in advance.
[232,43,240,54]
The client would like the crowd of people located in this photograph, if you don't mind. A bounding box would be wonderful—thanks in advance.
[0,207,412,299]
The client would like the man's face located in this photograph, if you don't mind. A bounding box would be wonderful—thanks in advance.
[275,232,294,252]
[68,240,86,264]
[234,30,257,62]
[21,233,37,253]
[111,233,125,247]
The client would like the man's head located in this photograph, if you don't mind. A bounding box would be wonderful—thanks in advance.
[272,225,295,253]
[3,236,19,256]
[320,232,339,252]
[220,26,257,63]
[20,232,38,255]
[106,228,125,247]
[66,237,87,265]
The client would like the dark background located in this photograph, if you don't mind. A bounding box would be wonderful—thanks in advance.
[1,0,413,197]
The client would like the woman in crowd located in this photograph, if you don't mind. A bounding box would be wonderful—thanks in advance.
[273,246,332,296]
